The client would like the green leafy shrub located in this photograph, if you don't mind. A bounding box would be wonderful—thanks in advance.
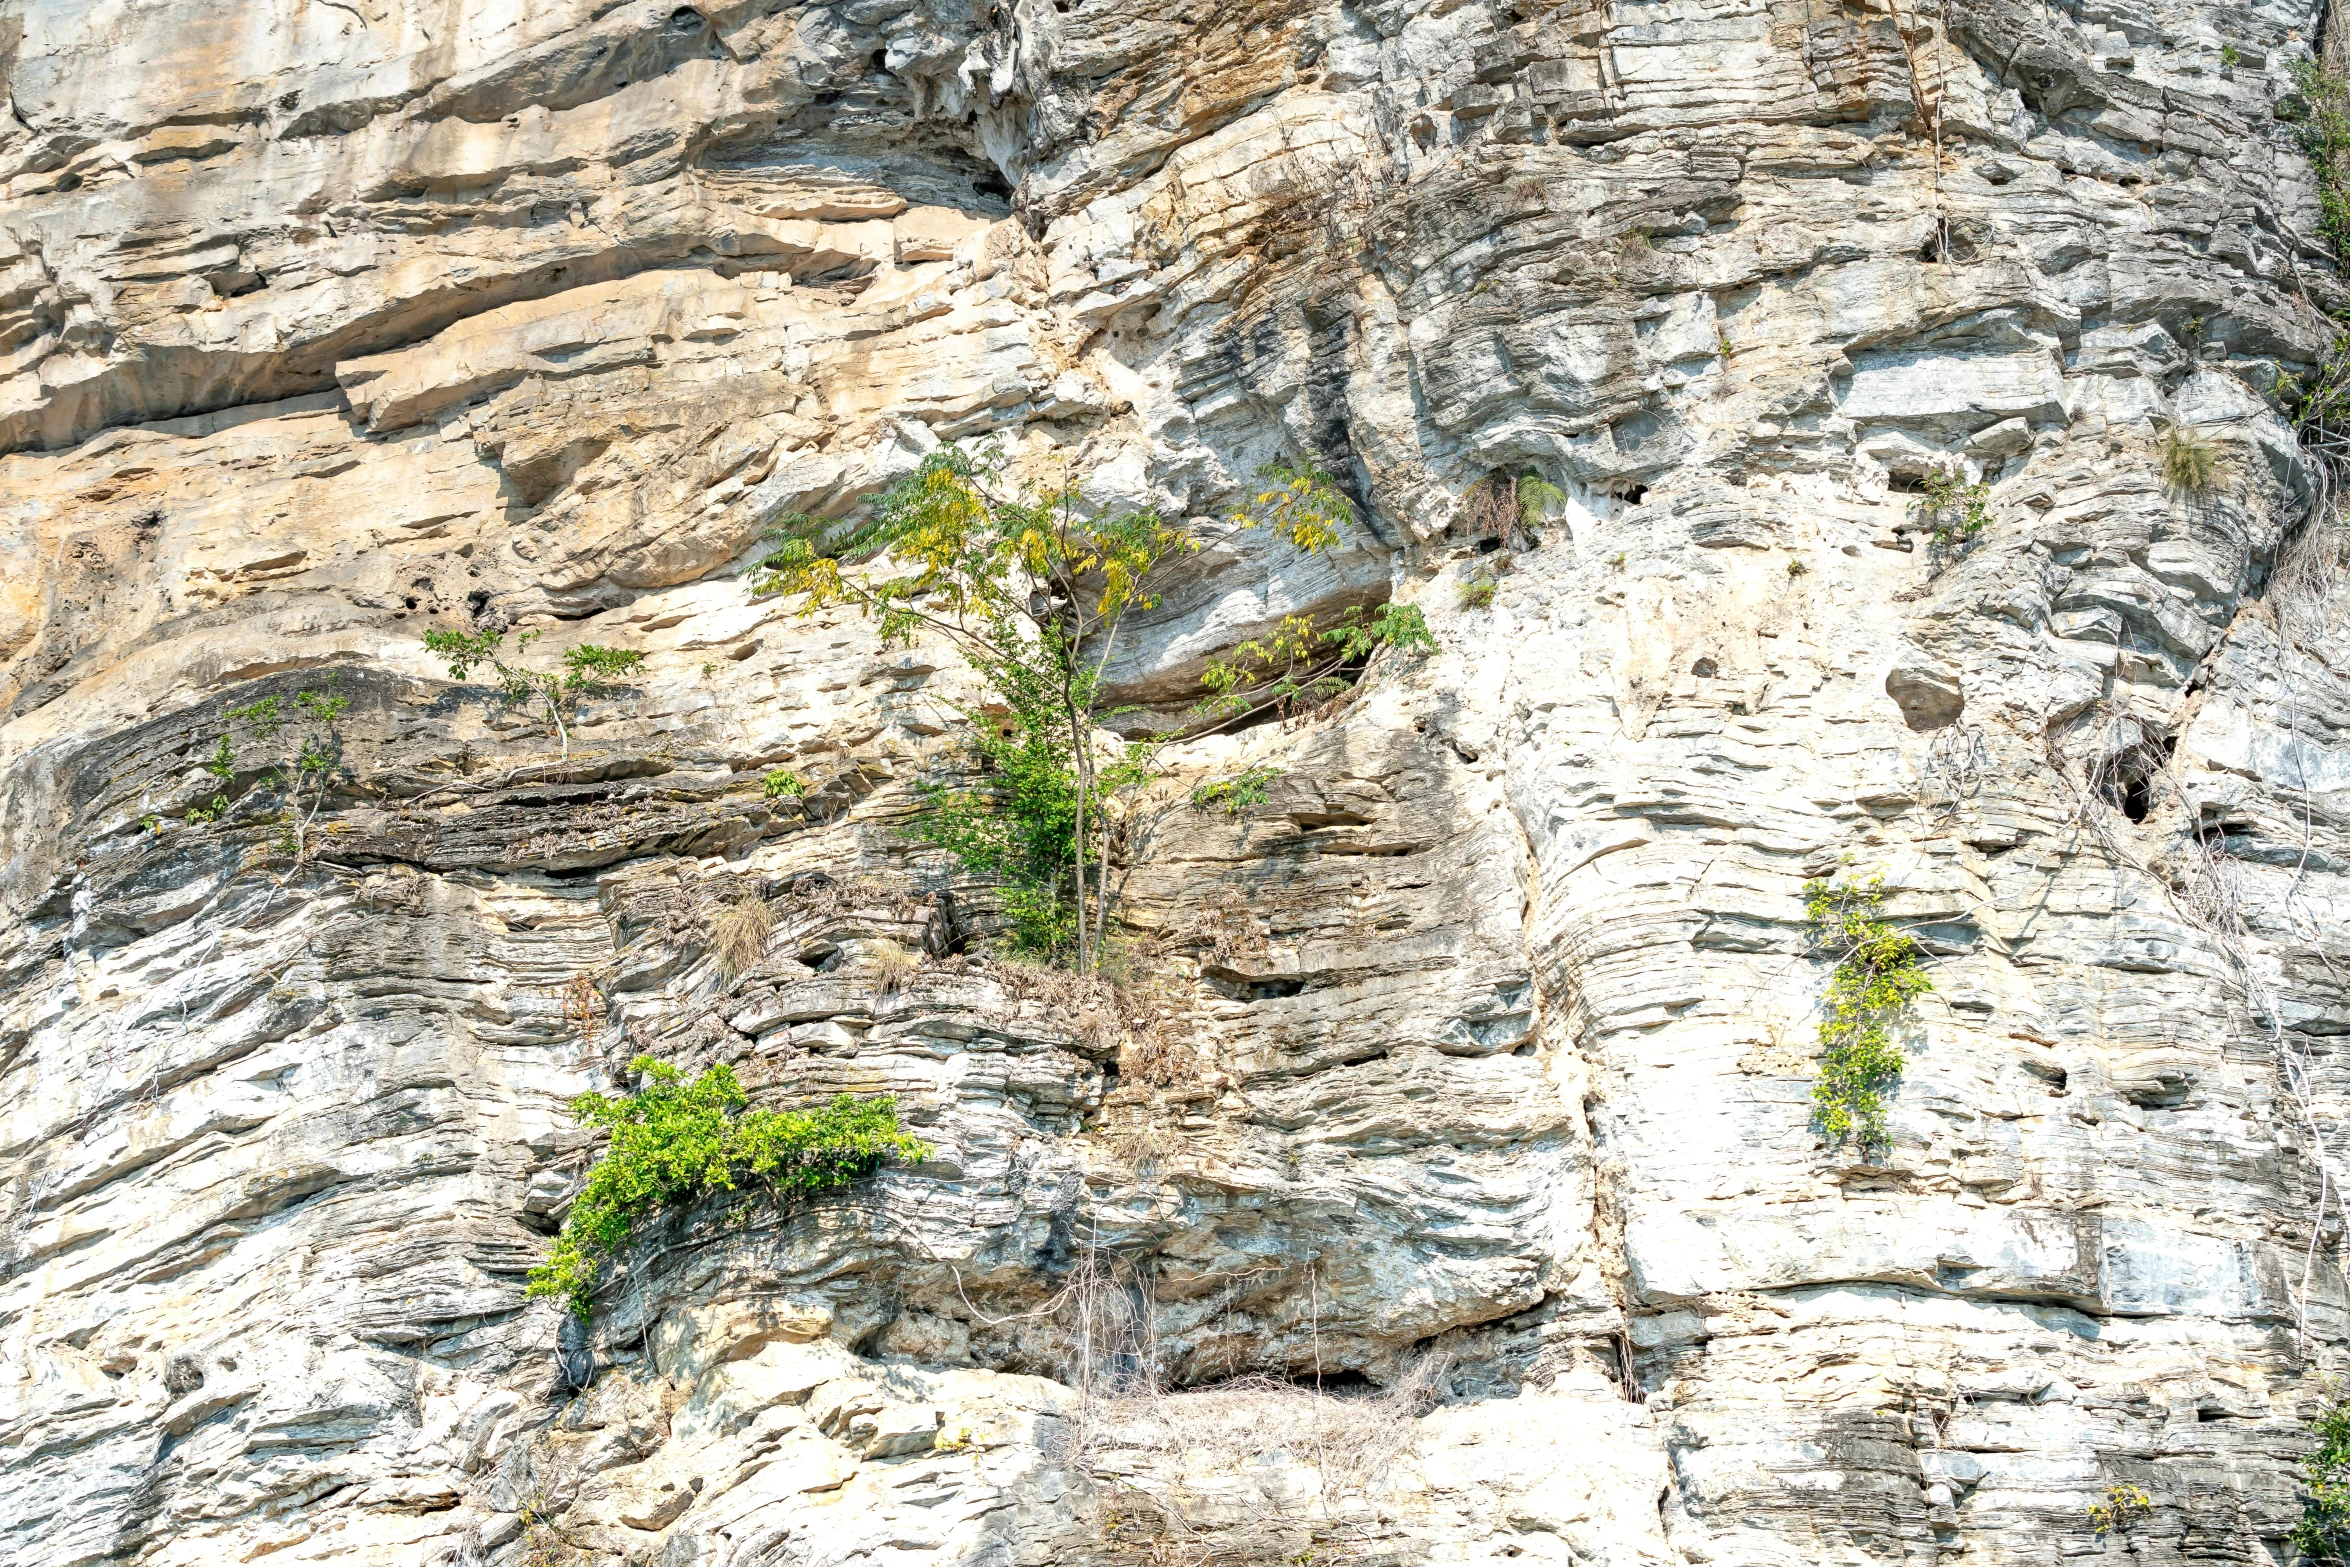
[1919,469,1992,548]
[1804,872,1930,1149]
[913,682,1153,957]
[423,627,645,758]
[2281,340,2350,441]
[1192,764,1282,814]
[762,768,806,799]
[2296,1382,2350,1561]
[526,1058,928,1319]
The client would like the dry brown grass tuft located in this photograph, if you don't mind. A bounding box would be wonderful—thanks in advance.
[873,941,919,996]
[987,954,1160,1056]
[2276,501,2350,647]
[1458,472,1519,540]
[1117,1357,1450,1497]
[710,894,776,976]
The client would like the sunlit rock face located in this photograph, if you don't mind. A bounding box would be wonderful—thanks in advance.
[5,1,2350,1563]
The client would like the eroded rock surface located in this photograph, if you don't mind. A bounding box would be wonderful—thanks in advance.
[6,0,2350,1563]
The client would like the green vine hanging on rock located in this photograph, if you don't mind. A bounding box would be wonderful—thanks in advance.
[1803,872,1931,1149]
[526,1058,929,1319]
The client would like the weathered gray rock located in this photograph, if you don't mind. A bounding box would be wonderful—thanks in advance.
[5,0,2350,1564]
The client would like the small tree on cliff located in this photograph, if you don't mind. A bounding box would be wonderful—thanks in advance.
[422,627,645,759]
[749,445,1357,973]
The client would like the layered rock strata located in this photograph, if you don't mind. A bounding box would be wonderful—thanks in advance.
[5,1,2350,1564]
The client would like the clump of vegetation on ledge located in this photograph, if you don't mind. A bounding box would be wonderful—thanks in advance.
[1191,763,1282,814]
[2158,424,2226,497]
[2287,58,2350,257]
[2090,1482,2153,1539]
[1196,602,1436,727]
[1918,467,1991,549]
[1460,469,1566,545]
[526,1059,927,1319]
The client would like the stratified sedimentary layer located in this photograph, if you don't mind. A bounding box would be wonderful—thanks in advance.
[4,1,2350,1564]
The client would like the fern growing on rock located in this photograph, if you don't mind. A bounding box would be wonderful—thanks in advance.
[527,1059,928,1319]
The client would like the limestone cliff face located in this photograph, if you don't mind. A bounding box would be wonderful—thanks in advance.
[5,1,2350,1563]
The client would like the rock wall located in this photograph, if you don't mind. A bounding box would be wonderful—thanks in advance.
[6,0,2350,1563]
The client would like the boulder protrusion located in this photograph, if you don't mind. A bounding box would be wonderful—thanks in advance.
[1886,655,1965,732]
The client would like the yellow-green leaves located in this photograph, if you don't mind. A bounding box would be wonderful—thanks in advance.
[2091,1484,2153,1539]
[749,449,1205,635]
[1233,456,1354,553]
[1191,764,1282,814]
[749,445,1360,636]
[747,532,844,605]
[1075,506,1200,621]
[1803,872,1929,1149]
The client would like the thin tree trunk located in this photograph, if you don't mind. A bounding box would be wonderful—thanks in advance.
[1085,617,1123,972]
[1067,691,1090,973]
